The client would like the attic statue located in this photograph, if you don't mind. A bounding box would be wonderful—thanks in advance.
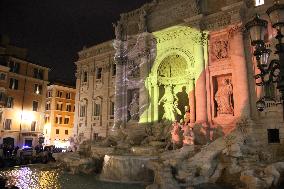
[112,20,123,40]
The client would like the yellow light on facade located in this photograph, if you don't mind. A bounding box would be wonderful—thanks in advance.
[21,111,35,122]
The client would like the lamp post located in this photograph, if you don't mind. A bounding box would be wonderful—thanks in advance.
[245,1,284,114]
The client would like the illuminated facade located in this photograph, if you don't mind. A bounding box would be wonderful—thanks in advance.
[74,0,284,144]
[0,37,49,147]
[74,41,116,139]
[44,83,76,147]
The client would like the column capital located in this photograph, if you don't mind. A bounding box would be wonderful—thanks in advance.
[228,23,245,39]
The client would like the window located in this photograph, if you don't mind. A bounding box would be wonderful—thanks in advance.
[83,71,88,82]
[9,61,20,73]
[47,91,52,97]
[110,101,114,119]
[268,129,280,143]
[112,64,116,76]
[9,78,18,90]
[64,117,70,124]
[46,102,51,110]
[33,68,44,79]
[45,115,50,124]
[0,73,6,80]
[34,84,42,95]
[93,102,101,116]
[32,101,39,111]
[56,129,59,134]
[66,104,72,112]
[4,119,11,130]
[56,102,63,110]
[6,97,14,108]
[66,92,71,99]
[255,0,264,6]
[55,115,62,124]
[65,130,68,135]
[31,121,36,131]
[0,92,5,103]
[96,68,102,80]
[57,91,63,98]
[80,105,86,117]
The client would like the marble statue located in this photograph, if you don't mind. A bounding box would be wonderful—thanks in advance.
[215,78,234,115]
[171,120,181,150]
[128,92,139,121]
[182,123,194,146]
[158,85,181,121]
[184,106,190,125]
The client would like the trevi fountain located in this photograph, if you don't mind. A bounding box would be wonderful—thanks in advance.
[3,0,284,189]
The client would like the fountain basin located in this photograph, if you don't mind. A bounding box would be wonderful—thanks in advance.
[100,154,158,183]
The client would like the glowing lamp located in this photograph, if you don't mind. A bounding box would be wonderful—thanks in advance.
[267,1,284,30]
[245,15,268,46]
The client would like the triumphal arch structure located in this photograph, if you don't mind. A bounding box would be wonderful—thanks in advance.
[75,0,284,144]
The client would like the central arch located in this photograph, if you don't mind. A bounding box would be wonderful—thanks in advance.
[146,50,195,123]
[157,54,190,121]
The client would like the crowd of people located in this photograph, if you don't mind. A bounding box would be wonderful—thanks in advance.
[0,144,19,159]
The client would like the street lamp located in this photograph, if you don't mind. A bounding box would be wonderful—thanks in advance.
[245,1,284,113]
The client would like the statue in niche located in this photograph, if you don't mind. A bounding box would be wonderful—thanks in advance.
[158,85,181,121]
[127,60,140,78]
[215,78,234,115]
[128,92,139,121]
[213,40,229,60]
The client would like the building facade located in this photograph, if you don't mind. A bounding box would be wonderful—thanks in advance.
[74,0,284,145]
[0,37,49,147]
[74,41,116,140]
[44,83,76,147]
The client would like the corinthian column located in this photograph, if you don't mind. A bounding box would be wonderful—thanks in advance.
[229,25,251,118]
[113,40,127,129]
[194,33,208,124]
[189,79,196,123]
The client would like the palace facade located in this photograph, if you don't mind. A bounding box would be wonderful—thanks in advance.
[44,83,76,147]
[74,0,284,145]
[0,36,49,147]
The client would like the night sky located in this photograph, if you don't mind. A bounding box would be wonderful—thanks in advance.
[0,0,149,85]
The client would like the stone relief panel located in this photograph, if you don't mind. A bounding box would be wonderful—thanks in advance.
[213,74,234,117]
[127,60,140,78]
[210,34,229,63]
